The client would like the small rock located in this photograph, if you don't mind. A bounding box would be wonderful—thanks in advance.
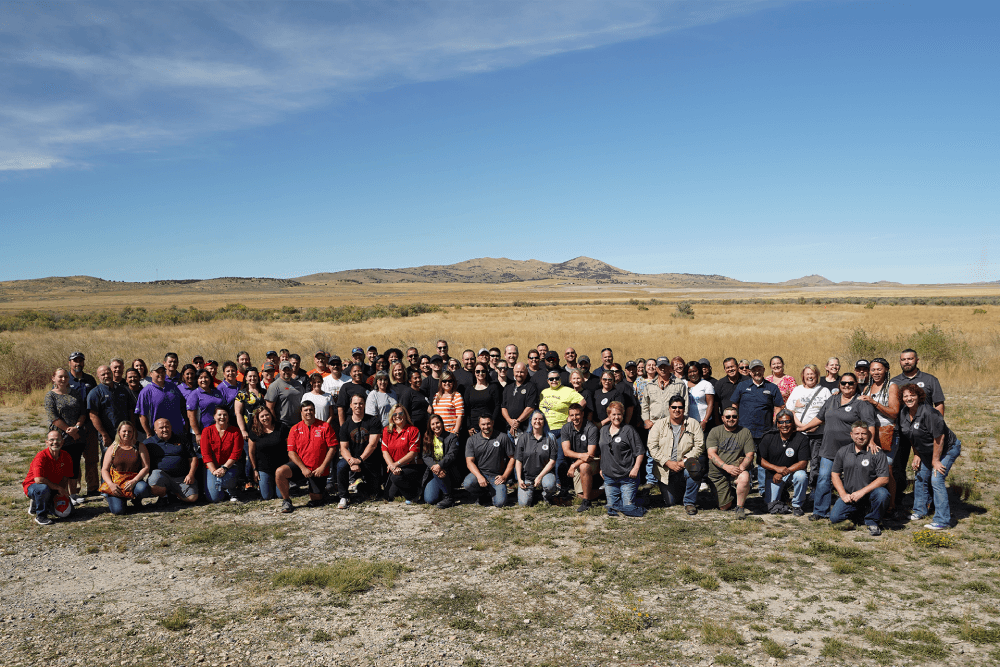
[523,619,530,624]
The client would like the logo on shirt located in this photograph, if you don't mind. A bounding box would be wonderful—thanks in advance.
[845,406,852,412]
[601,398,608,406]
[491,441,500,448]
[521,389,526,395]
[917,382,925,388]
[861,458,870,467]
[580,435,587,442]
[913,421,921,430]
[541,444,548,451]
[763,390,771,395]
[785,447,795,457]
[614,436,621,443]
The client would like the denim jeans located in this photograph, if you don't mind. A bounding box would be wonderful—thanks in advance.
[830,486,890,526]
[764,469,808,509]
[604,476,639,514]
[424,475,453,504]
[336,457,381,498]
[204,467,240,503]
[104,481,152,515]
[26,483,54,516]
[812,457,835,518]
[517,473,556,506]
[462,472,507,507]
[257,469,278,500]
[912,441,961,525]
[658,469,698,507]
[644,452,656,485]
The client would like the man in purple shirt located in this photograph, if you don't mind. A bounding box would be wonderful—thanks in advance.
[135,363,188,439]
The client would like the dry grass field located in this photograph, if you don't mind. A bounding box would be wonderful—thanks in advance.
[1,300,1000,666]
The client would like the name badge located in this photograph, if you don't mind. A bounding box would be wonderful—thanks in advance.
[913,421,921,430]
[763,390,771,395]
[917,382,925,388]
[521,388,526,395]
[785,447,795,457]
[845,406,852,412]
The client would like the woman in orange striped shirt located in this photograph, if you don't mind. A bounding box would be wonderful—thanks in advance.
[432,371,465,436]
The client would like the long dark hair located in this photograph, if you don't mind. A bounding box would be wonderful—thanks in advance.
[422,414,446,456]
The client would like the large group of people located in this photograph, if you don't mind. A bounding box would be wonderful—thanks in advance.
[25,342,961,536]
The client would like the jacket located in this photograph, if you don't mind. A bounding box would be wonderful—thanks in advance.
[646,416,704,484]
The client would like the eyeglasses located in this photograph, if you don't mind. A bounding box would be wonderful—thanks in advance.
[723,415,739,420]
[776,420,793,425]
[440,380,454,384]
[547,377,560,382]
[738,365,749,370]
[437,346,447,350]
[669,405,685,410]
[407,354,418,359]
[475,370,487,375]
[528,356,539,361]
[392,413,405,419]
[489,353,500,358]
[840,381,856,387]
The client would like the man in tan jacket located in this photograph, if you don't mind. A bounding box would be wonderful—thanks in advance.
[647,396,704,515]
[642,357,690,428]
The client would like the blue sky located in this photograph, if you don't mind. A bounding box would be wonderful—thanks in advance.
[1,0,997,284]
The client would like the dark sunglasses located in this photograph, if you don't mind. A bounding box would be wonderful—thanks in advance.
[738,365,749,370]
[528,356,539,361]
[776,420,793,425]
[840,381,856,386]
[669,405,685,410]
[723,415,739,420]
[475,370,488,375]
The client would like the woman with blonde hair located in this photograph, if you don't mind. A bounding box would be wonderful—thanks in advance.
[99,421,153,515]
[382,405,423,503]
[787,364,831,491]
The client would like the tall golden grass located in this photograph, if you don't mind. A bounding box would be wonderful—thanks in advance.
[2,303,997,407]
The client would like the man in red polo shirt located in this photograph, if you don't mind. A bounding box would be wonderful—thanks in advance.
[275,400,337,513]
[24,430,73,526]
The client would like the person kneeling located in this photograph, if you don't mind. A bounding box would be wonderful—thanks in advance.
[277,400,336,513]
[200,406,245,503]
[146,418,200,505]
[515,411,557,506]
[422,414,460,508]
[463,415,515,508]
[647,396,703,515]
[598,402,645,517]
[830,421,890,536]
[23,430,73,526]
[382,406,423,504]
[99,421,153,515]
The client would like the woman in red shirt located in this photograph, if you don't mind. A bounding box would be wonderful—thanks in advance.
[200,406,244,503]
[381,406,423,503]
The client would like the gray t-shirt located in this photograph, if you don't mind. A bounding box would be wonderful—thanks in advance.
[890,370,945,407]
[465,431,515,479]
[515,432,556,481]
[264,378,304,426]
[560,421,599,455]
[598,424,644,479]
[815,394,877,460]
[706,426,755,468]
[670,424,683,461]
[832,445,889,494]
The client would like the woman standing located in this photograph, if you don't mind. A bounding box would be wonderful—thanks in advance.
[465,363,502,435]
[421,414,460,508]
[247,406,288,501]
[200,406,244,503]
[389,361,408,393]
[671,356,686,381]
[175,364,199,401]
[598,402,646,517]
[787,365,832,491]
[569,370,594,423]
[186,370,225,440]
[234,367,265,440]
[798,372,877,521]
[766,356,797,402]
[382,406,423,503]
[99,421,152,515]
[366,371,399,428]
[685,361,715,431]
[899,384,960,530]
[859,358,901,507]
[304,373,334,423]
[432,372,465,437]
[515,411,557,506]
[132,359,151,386]
[45,368,86,504]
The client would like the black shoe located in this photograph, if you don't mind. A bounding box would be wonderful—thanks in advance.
[435,497,455,509]
[306,498,325,508]
[792,507,805,517]
[577,499,592,513]
[155,495,171,507]
[35,514,54,526]
[808,513,822,521]
[685,504,698,516]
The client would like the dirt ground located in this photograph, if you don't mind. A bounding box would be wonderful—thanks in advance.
[2,396,1000,667]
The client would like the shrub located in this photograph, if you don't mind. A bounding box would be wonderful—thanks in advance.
[672,302,695,319]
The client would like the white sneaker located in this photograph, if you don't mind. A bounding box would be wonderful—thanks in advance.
[338,497,349,510]
[69,494,85,507]
[699,482,710,492]
[27,498,35,515]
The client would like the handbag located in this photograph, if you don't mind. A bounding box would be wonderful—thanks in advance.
[99,468,138,498]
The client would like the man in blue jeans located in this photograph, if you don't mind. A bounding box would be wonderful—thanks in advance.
[830,421,890,536]
[23,430,73,526]
[463,416,515,507]
[646,396,703,515]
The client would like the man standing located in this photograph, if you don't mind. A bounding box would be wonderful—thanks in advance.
[67,351,99,495]
[732,359,784,495]
[236,351,252,382]
[265,360,304,429]
[502,344,519,382]
[135,363,188,439]
[758,409,810,516]
[454,349,476,393]
[288,354,309,384]
[577,355,601,393]
[889,348,945,509]
[109,357,127,386]
[502,363,538,440]
[642,357,689,429]
[593,348,615,378]
[421,355,444,398]
[561,404,599,512]
[162,353,181,384]
[647,396,703,515]
[309,351,332,378]
[830,422,891,535]
[564,348,579,372]
[705,406,755,518]
[713,358,743,421]
[336,363,370,426]
[321,355,346,409]
[463,415,516,507]
[533,351,569,394]
[435,340,451,366]
[86,365,130,452]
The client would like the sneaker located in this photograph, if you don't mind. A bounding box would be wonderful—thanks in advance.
[404,500,413,505]
[685,505,698,516]
[808,514,823,521]
[436,497,455,509]
[280,499,294,513]
[337,497,349,510]
[306,498,325,508]
[698,482,710,493]
[155,495,171,507]
[228,496,241,504]
[607,508,620,517]
[868,525,882,536]
[792,506,805,517]
[576,499,592,513]
[734,506,746,520]
[69,494,85,507]
[27,498,35,515]
[35,514,54,526]
[924,522,950,530]
[909,513,925,521]
[348,479,363,495]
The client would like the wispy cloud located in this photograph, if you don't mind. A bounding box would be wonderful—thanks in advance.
[0,0,783,171]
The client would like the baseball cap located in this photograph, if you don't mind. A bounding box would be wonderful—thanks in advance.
[624,360,638,369]
[329,355,342,364]
[749,359,766,370]
[684,457,705,482]
[855,359,870,369]
[69,351,85,361]
[261,362,276,372]
[150,362,166,371]
[429,355,443,364]
[367,345,378,351]
[698,358,711,366]
[278,360,292,371]
[192,354,205,362]
[352,347,364,355]
[579,355,591,364]
[266,350,278,357]
[315,350,327,357]
[656,356,670,367]
[544,351,559,361]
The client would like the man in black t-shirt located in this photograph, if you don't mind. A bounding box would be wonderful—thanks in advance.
[463,416,515,507]
[714,357,742,422]
[502,364,538,440]
[336,393,382,506]
[758,410,810,516]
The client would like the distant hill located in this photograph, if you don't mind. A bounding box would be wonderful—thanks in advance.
[297,256,740,285]
[0,276,301,295]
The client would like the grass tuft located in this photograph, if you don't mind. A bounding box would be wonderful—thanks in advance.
[272,559,403,596]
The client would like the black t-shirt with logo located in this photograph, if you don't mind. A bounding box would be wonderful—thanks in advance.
[591,386,635,424]
[758,431,810,468]
[464,431,515,479]
[339,415,382,458]
[816,394,877,460]
[832,445,889,494]
[515,432,556,480]
[598,424,644,478]
[502,382,539,420]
